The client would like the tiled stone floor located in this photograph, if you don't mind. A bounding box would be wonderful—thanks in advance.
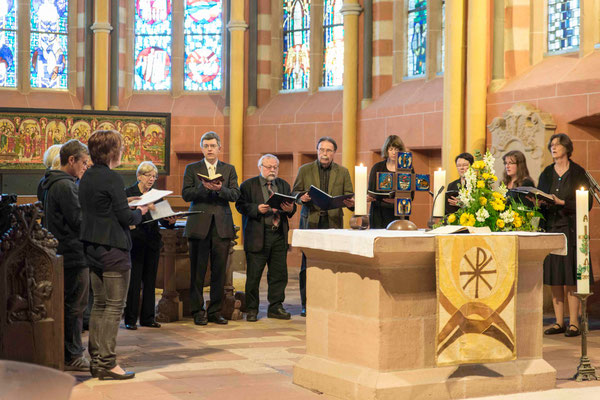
[69,272,600,400]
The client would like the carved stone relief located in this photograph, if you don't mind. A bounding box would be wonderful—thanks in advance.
[488,103,556,185]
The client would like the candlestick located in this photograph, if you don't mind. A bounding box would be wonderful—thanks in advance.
[576,187,590,294]
[355,164,367,215]
[433,168,446,217]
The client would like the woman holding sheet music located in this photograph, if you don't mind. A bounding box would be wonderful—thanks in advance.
[368,135,412,228]
[538,133,593,338]
[79,130,151,380]
[124,161,176,331]
[502,150,534,207]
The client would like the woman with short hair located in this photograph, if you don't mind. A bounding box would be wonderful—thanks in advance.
[446,153,474,215]
[539,133,593,338]
[79,130,151,380]
[124,161,175,330]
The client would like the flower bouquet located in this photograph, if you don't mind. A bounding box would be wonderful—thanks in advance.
[444,151,542,232]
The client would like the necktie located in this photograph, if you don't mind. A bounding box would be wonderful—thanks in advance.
[208,165,215,178]
[267,182,280,227]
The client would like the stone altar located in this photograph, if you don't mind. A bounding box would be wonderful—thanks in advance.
[292,229,566,399]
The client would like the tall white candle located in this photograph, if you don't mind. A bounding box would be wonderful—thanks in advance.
[576,187,590,294]
[433,168,446,217]
[355,164,368,215]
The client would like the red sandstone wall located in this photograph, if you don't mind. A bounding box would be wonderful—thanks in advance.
[487,52,600,304]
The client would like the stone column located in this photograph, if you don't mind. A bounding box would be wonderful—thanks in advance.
[91,0,112,111]
[109,0,119,111]
[227,0,248,231]
[155,229,182,323]
[465,0,490,154]
[341,1,363,227]
[442,0,466,182]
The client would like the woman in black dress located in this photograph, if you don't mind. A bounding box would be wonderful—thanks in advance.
[539,133,592,337]
[80,130,151,379]
[445,153,474,215]
[368,135,406,228]
[124,161,175,330]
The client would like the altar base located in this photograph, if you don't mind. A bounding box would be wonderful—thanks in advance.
[292,230,566,400]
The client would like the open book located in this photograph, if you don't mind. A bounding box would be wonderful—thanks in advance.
[266,192,299,210]
[368,190,395,200]
[428,225,492,234]
[143,199,202,223]
[308,185,354,210]
[197,173,224,183]
[510,186,553,202]
[128,189,173,207]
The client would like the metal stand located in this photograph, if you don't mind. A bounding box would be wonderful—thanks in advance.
[573,292,599,381]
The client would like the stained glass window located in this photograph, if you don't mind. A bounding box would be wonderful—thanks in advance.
[282,0,310,90]
[30,0,68,89]
[134,0,172,91]
[322,0,343,87]
[0,0,17,88]
[548,0,580,53]
[407,0,427,77]
[184,0,223,91]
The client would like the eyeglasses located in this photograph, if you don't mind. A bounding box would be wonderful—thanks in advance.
[550,142,563,148]
[503,161,517,166]
[261,164,278,170]
[143,173,158,179]
[318,148,334,154]
[202,143,219,149]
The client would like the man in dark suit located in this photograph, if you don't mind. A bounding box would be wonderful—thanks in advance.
[182,131,240,325]
[236,154,296,322]
[292,137,354,316]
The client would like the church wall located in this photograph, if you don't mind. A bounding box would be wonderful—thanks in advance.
[487,52,600,310]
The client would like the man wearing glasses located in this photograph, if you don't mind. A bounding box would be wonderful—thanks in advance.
[236,154,296,322]
[292,137,354,316]
[182,131,240,325]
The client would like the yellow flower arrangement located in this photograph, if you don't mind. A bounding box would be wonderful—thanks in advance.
[441,150,542,232]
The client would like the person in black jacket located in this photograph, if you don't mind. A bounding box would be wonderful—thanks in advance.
[79,130,151,380]
[502,150,535,206]
[124,161,175,330]
[182,131,241,326]
[236,154,296,322]
[538,133,593,338]
[445,152,474,215]
[39,139,90,371]
[368,135,407,229]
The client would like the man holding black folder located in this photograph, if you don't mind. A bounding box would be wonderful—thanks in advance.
[292,137,354,316]
[236,154,296,322]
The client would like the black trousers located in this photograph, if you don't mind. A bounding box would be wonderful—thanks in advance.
[245,227,288,312]
[188,220,230,316]
[64,266,89,361]
[124,240,160,325]
[299,216,329,308]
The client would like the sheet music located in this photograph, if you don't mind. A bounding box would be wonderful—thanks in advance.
[128,189,173,207]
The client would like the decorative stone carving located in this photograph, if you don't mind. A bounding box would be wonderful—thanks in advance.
[0,202,64,370]
[488,103,556,185]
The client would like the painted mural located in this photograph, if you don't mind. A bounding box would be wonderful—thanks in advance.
[0,108,170,172]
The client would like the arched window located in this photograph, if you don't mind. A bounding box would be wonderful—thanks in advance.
[134,0,172,91]
[322,0,343,87]
[407,0,427,77]
[282,0,310,90]
[184,0,223,91]
[0,0,18,88]
[548,0,580,53]
[30,0,68,89]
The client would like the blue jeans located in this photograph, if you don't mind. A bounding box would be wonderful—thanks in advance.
[64,267,89,361]
[89,269,130,369]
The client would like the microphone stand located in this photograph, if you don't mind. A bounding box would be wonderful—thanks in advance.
[427,185,445,230]
[585,171,600,206]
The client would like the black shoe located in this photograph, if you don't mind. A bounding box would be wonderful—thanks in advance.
[140,321,161,328]
[207,313,228,324]
[246,310,258,322]
[90,365,100,378]
[544,323,565,335]
[301,307,306,317]
[565,325,581,337]
[268,306,291,320]
[96,367,135,380]
[194,312,208,326]
[124,324,137,330]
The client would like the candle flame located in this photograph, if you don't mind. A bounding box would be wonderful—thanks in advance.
[438,167,442,171]
[581,187,585,191]
[360,163,364,167]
